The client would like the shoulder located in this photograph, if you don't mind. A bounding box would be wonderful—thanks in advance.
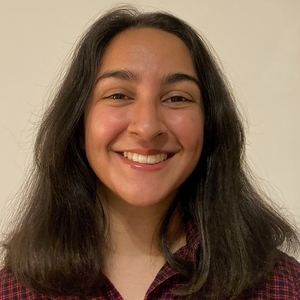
[0,268,38,299]
[241,252,300,299]
[273,252,300,277]
[270,252,300,290]
[0,269,94,300]
[0,269,53,300]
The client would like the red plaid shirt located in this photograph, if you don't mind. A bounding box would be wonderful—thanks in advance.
[1,223,299,299]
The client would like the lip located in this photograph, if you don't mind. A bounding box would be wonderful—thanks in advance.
[120,149,176,156]
[116,150,176,171]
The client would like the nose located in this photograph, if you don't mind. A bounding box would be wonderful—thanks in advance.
[128,98,167,141]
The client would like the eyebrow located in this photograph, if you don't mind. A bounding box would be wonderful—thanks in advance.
[96,70,138,83]
[95,69,200,87]
[162,73,200,87]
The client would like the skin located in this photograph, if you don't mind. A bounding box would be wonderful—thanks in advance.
[84,28,204,299]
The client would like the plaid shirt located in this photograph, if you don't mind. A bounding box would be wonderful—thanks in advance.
[1,223,299,299]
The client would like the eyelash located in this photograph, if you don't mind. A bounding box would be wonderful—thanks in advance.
[164,96,192,103]
[104,93,192,102]
[105,93,130,100]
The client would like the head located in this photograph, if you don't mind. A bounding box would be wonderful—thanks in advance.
[10,7,296,298]
[36,5,244,213]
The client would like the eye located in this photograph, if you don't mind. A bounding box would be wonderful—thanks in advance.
[164,96,192,103]
[105,93,129,100]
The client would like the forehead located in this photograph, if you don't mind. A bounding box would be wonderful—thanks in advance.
[98,28,197,79]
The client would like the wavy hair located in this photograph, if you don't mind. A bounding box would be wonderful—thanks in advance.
[2,5,298,299]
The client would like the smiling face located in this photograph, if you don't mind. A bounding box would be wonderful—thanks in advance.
[85,28,204,208]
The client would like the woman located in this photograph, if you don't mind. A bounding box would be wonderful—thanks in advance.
[0,6,299,300]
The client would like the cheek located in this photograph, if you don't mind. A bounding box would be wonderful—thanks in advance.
[168,111,204,153]
[85,107,128,151]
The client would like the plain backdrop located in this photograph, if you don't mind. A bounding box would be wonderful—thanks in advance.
[0,0,299,257]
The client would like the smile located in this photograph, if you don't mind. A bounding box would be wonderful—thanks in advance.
[123,151,168,164]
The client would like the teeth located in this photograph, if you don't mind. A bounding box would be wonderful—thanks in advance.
[123,152,168,164]
[132,153,139,162]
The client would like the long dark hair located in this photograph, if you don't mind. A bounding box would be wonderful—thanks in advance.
[2,5,299,299]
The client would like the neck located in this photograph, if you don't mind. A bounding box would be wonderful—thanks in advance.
[103,190,185,258]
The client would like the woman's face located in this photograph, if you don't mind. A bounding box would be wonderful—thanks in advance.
[85,28,204,208]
